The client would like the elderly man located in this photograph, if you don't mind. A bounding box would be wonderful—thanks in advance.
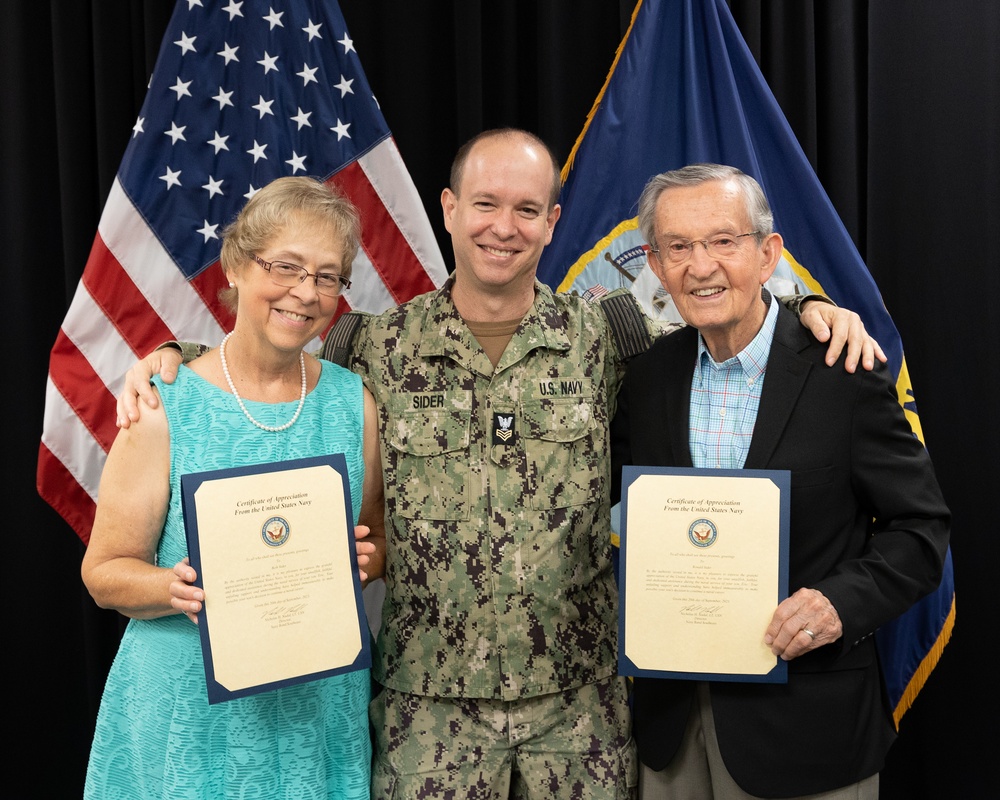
[611,164,950,800]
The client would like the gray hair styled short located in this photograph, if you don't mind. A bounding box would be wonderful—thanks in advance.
[636,164,774,247]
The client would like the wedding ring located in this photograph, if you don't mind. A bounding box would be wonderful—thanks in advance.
[802,628,816,640]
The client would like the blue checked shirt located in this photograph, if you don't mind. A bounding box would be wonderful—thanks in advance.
[690,294,779,469]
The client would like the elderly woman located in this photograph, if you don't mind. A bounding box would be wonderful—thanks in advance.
[81,176,383,799]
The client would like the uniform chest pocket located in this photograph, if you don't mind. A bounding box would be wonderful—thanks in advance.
[520,396,603,510]
[388,392,472,521]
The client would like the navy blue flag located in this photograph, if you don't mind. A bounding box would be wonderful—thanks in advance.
[540,0,954,724]
[39,0,446,543]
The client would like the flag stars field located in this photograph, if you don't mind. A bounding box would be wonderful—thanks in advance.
[222,1,243,21]
[202,176,224,198]
[331,119,351,140]
[217,43,239,64]
[303,20,323,41]
[285,152,307,173]
[334,75,353,96]
[207,131,230,153]
[39,0,445,553]
[257,51,279,74]
[106,3,379,272]
[197,220,220,242]
[169,77,193,99]
[247,140,268,162]
[252,96,274,118]
[298,64,319,85]
[159,167,181,190]
[165,122,187,144]
[174,32,197,55]
[110,2,386,266]
[264,7,284,29]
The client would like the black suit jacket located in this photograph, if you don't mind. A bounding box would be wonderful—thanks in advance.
[610,303,950,798]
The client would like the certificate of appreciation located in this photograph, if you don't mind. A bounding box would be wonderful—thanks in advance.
[181,454,371,704]
[619,466,789,683]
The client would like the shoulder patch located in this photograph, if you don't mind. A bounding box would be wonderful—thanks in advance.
[321,311,367,366]
[598,293,654,361]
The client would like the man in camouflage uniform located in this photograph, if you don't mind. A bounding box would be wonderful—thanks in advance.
[350,129,648,798]
[120,128,880,800]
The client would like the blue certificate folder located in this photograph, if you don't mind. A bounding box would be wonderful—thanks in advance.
[181,453,371,704]
[619,465,790,684]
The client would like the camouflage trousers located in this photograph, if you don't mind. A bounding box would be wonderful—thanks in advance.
[371,676,637,799]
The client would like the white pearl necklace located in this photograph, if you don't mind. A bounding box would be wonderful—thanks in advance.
[219,332,307,432]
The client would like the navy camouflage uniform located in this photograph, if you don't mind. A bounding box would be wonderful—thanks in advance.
[325,277,664,799]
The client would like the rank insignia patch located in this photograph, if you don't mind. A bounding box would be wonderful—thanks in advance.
[493,412,516,445]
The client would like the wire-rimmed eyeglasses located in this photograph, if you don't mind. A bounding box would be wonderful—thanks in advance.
[252,254,352,296]
[650,232,761,264]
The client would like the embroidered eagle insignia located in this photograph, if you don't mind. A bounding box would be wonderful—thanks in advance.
[493,412,515,444]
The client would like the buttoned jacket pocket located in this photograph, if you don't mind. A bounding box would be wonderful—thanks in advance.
[520,396,602,509]
[388,392,472,521]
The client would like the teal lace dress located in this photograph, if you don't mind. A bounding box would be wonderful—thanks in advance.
[84,362,371,799]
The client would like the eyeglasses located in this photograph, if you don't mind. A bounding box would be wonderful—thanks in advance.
[650,232,761,264]
[252,254,352,296]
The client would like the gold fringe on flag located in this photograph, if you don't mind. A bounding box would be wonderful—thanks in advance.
[561,0,646,181]
[893,595,956,728]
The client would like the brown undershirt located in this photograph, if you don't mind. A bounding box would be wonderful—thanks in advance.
[465,318,521,369]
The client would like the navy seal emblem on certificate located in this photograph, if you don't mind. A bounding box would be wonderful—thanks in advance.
[262,516,290,547]
[688,518,718,548]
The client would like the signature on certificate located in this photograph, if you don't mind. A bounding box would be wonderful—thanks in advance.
[679,603,724,618]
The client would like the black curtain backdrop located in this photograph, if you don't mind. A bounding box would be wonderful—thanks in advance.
[5,1,995,796]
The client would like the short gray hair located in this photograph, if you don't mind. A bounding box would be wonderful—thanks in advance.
[637,164,774,246]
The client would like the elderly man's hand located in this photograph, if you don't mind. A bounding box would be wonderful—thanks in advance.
[764,587,843,661]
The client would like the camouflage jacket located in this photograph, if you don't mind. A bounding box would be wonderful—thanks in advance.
[348,279,664,701]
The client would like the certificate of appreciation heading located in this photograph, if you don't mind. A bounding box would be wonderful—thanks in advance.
[181,454,371,704]
[619,466,789,683]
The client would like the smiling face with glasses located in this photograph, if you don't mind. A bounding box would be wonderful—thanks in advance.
[253,254,352,297]
[646,178,782,361]
[650,231,761,264]
[223,210,353,357]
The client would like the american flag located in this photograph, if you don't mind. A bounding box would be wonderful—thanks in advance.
[37,0,447,543]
